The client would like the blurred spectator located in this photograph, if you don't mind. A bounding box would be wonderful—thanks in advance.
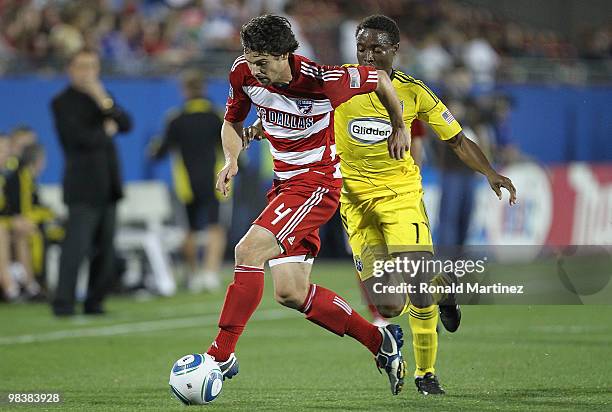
[48,6,84,59]
[338,6,362,64]
[0,132,20,301]
[4,143,51,300]
[50,48,132,316]
[417,33,453,83]
[433,98,482,248]
[149,69,226,292]
[0,0,608,77]
[142,20,168,56]
[100,13,147,73]
[9,126,37,163]
[580,27,611,60]
[200,0,244,52]
[282,0,317,60]
[443,62,474,99]
[409,120,427,166]
[489,93,522,165]
[462,28,500,90]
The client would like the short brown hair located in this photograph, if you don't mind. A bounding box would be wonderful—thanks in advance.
[181,69,205,95]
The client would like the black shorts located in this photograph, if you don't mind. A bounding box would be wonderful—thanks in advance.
[185,198,219,231]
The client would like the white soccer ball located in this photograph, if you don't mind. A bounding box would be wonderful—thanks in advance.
[169,353,223,405]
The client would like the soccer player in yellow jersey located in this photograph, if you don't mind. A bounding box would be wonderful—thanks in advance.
[334,15,517,395]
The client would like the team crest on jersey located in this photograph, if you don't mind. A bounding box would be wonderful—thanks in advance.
[296,99,313,115]
[354,256,363,272]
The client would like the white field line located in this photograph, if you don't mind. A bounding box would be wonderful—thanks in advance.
[0,308,297,346]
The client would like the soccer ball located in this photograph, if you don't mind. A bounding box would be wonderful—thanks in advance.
[169,353,223,405]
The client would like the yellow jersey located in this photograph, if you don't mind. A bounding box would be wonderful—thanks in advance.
[335,69,462,202]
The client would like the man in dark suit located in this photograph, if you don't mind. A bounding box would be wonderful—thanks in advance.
[50,48,132,316]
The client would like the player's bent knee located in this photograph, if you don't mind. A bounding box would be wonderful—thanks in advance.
[234,237,260,264]
[274,290,304,309]
[376,304,404,319]
[274,282,308,310]
[234,240,249,261]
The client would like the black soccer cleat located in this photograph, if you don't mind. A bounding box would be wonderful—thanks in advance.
[439,303,461,333]
[438,272,461,333]
[415,372,445,395]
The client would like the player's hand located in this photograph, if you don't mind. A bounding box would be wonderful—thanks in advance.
[242,121,264,148]
[11,216,37,235]
[487,172,517,205]
[83,79,109,103]
[387,125,411,160]
[216,161,238,197]
[104,119,118,137]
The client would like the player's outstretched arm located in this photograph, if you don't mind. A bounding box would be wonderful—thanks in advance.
[373,70,410,160]
[217,120,244,197]
[447,132,517,205]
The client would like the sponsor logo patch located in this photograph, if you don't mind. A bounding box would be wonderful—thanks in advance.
[348,118,392,144]
[348,67,361,88]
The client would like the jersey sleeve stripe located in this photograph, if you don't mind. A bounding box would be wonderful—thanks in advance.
[300,68,321,79]
[231,56,246,72]
[300,69,343,82]
[300,64,344,76]
[394,72,440,104]
[300,66,344,81]
[300,62,344,74]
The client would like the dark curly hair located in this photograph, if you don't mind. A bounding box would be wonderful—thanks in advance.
[240,15,299,56]
[356,15,400,45]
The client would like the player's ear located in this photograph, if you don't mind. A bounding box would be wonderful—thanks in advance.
[392,43,399,55]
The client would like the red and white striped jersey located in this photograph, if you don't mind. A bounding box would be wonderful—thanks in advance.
[224,53,378,187]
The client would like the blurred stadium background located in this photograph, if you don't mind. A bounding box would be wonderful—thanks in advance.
[0,0,609,295]
[0,0,610,297]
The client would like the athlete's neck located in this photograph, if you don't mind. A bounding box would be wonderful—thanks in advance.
[374,66,393,77]
[274,60,293,86]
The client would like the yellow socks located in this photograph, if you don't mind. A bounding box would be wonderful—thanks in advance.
[408,304,438,377]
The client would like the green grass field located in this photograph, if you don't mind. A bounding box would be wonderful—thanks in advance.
[1,261,611,411]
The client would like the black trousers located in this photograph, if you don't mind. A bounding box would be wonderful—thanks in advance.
[53,203,116,311]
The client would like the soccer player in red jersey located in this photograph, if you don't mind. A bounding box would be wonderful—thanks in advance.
[206,15,410,395]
